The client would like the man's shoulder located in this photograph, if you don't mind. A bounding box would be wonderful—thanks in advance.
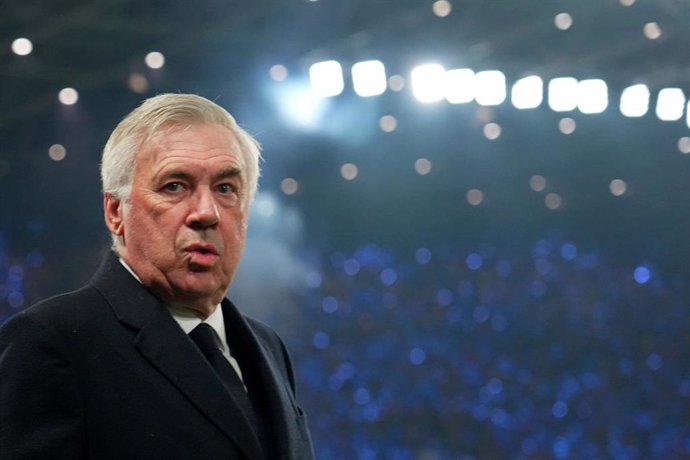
[1,284,104,332]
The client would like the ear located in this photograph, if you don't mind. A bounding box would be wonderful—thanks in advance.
[104,193,125,237]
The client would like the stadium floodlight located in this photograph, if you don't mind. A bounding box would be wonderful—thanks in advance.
[655,88,685,121]
[511,75,543,109]
[411,64,446,103]
[475,70,506,106]
[309,60,344,98]
[620,84,650,117]
[548,77,578,112]
[444,68,476,104]
[351,60,387,97]
[577,79,608,114]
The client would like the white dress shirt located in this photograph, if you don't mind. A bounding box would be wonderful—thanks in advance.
[118,258,245,382]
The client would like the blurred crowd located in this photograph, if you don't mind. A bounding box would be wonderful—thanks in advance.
[3,233,690,459]
[275,236,690,459]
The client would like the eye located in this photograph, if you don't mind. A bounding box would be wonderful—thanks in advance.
[163,182,183,192]
[217,183,236,194]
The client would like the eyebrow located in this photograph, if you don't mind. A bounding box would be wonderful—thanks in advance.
[214,167,243,182]
[157,167,243,184]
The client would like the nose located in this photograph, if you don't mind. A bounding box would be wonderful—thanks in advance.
[186,187,220,229]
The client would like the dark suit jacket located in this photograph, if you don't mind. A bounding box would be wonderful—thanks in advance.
[0,252,315,460]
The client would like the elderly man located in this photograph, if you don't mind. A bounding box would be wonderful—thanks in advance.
[0,94,315,460]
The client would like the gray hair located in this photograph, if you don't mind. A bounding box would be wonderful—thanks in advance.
[101,93,262,203]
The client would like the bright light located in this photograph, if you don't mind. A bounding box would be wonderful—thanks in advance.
[655,88,685,121]
[678,137,690,154]
[379,115,398,132]
[351,60,387,97]
[466,189,484,206]
[609,179,627,196]
[415,158,432,175]
[270,65,288,81]
[48,144,66,161]
[529,175,547,192]
[411,64,446,103]
[11,38,33,56]
[554,13,573,30]
[309,60,344,97]
[559,117,576,135]
[483,123,502,140]
[388,75,405,92]
[511,75,543,109]
[58,88,79,105]
[341,163,359,180]
[620,84,650,117]
[687,101,690,129]
[432,0,452,17]
[548,77,578,112]
[545,193,562,210]
[274,83,326,129]
[281,178,299,195]
[145,51,165,69]
[475,71,506,106]
[577,79,608,114]
[643,22,662,40]
[444,68,475,104]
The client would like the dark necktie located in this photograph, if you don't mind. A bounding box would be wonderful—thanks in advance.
[188,323,258,428]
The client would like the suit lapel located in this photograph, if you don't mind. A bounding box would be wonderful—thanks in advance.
[222,300,296,458]
[90,252,264,460]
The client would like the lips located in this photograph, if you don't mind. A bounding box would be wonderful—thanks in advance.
[184,243,219,268]
[185,243,218,256]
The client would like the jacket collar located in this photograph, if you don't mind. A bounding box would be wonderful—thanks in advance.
[90,251,264,459]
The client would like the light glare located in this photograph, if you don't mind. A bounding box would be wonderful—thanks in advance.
[270,65,288,81]
[577,79,608,114]
[609,179,627,196]
[620,84,650,117]
[559,118,576,135]
[643,22,662,40]
[678,137,690,154]
[444,68,476,104]
[475,71,506,106]
[145,51,165,69]
[388,75,405,92]
[466,189,484,206]
[655,88,685,121]
[12,38,33,56]
[545,193,562,210]
[281,178,299,195]
[554,13,573,30]
[58,88,79,105]
[411,64,446,103]
[512,76,543,109]
[529,175,547,192]
[48,144,66,161]
[432,0,452,17]
[309,60,344,97]
[548,78,578,112]
[415,158,432,175]
[341,163,359,180]
[352,60,387,97]
[483,123,501,140]
[379,115,398,132]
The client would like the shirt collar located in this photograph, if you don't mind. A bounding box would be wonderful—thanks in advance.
[118,257,228,352]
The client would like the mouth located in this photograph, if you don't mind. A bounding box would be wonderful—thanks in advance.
[185,243,218,255]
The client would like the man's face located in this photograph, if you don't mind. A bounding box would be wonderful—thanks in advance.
[105,123,249,316]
